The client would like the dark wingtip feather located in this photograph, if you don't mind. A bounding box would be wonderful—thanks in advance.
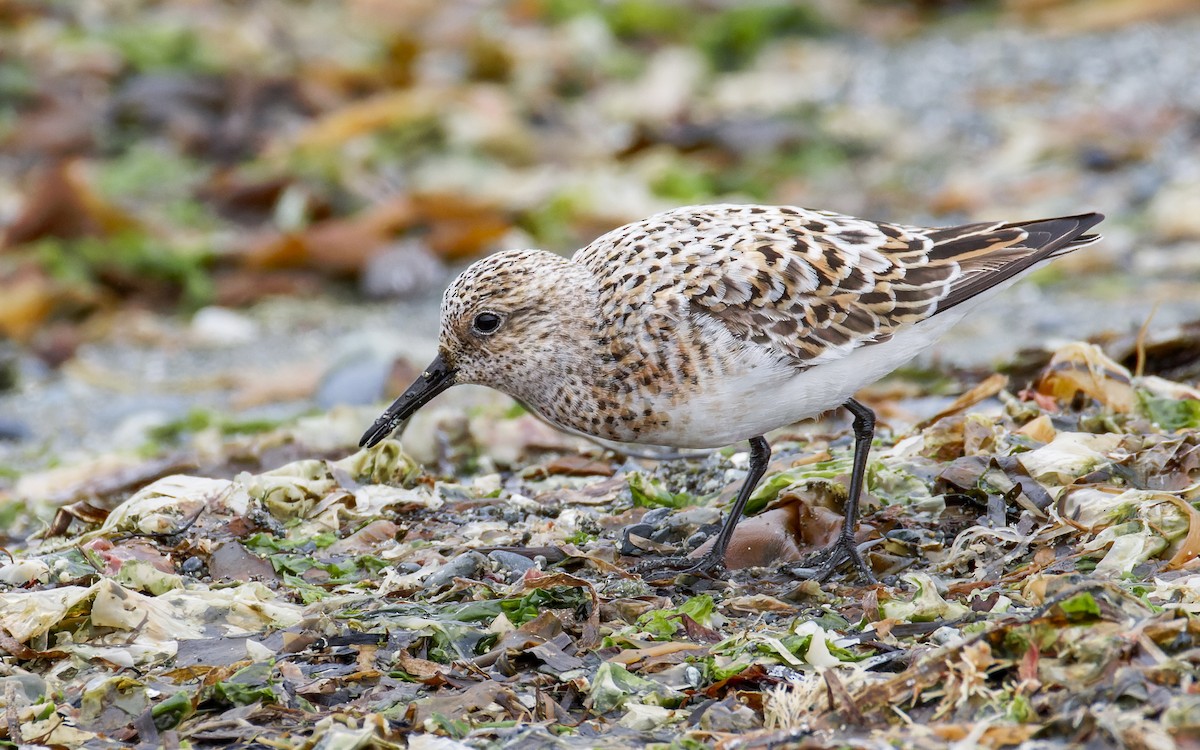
[1008,212,1104,259]
[932,211,1105,314]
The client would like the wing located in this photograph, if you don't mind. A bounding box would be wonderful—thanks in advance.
[575,204,1102,368]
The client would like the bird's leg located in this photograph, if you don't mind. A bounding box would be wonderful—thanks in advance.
[633,436,771,578]
[814,398,878,583]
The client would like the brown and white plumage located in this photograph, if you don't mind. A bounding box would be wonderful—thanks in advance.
[360,203,1102,580]
[363,203,1102,451]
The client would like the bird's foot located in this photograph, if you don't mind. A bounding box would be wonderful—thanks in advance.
[813,533,877,583]
[631,551,726,581]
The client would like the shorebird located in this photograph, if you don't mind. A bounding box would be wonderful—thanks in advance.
[360,204,1103,581]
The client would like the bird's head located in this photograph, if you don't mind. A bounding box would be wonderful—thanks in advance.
[359,248,590,448]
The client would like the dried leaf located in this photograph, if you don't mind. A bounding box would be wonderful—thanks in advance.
[3,160,139,246]
[918,373,1009,428]
[1017,413,1057,443]
[286,89,449,151]
[0,586,93,642]
[1163,494,1200,570]
[0,266,60,341]
[1018,432,1120,487]
[537,455,616,478]
[1035,342,1136,412]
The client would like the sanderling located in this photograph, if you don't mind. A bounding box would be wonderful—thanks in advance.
[360,204,1103,582]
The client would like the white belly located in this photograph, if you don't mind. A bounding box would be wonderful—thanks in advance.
[645,308,971,449]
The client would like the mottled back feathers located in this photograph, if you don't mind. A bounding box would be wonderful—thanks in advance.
[574,205,1102,368]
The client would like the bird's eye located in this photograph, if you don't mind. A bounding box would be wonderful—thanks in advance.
[472,311,502,335]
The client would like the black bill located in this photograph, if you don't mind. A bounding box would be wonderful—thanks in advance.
[359,353,456,448]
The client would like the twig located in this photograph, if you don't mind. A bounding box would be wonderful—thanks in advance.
[1134,302,1160,378]
[823,669,864,726]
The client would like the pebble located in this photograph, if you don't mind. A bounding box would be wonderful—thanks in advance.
[316,351,393,408]
[0,674,47,704]
[666,506,723,529]
[929,626,965,646]
[189,306,261,347]
[423,551,487,590]
[695,698,762,732]
[640,507,673,526]
[488,550,535,578]
[619,523,656,556]
[0,418,30,442]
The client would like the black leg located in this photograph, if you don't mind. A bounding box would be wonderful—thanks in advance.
[706,436,771,565]
[816,398,877,583]
[634,436,771,578]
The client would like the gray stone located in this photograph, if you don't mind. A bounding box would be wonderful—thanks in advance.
[423,551,488,590]
[620,523,656,555]
[488,550,536,577]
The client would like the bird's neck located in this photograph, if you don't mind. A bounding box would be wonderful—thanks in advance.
[515,265,682,444]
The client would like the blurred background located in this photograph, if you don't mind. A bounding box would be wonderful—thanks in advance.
[3,0,1200,483]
